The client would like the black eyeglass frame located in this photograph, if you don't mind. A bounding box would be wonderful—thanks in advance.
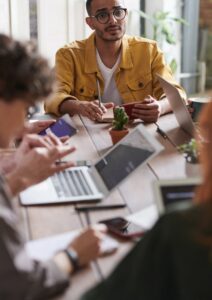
[90,7,127,24]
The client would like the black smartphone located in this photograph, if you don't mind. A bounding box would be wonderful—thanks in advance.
[99,217,145,239]
[39,114,77,138]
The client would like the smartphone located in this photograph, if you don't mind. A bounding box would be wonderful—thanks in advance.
[39,114,77,138]
[99,217,145,239]
[121,103,137,120]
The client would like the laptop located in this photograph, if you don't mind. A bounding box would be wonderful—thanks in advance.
[20,124,164,205]
[153,177,202,214]
[157,74,197,137]
[127,177,202,231]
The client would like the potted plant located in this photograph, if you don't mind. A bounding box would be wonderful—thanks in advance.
[109,107,129,144]
[177,138,200,177]
[130,10,188,73]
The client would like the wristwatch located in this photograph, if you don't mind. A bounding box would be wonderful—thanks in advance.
[64,248,80,272]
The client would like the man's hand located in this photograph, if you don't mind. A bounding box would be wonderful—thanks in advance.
[131,96,162,123]
[60,99,114,121]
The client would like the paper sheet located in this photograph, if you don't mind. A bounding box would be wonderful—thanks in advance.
[26,231,118,261]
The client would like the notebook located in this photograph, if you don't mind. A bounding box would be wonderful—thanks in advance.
[157,74,197,137]
[20,124,164,205]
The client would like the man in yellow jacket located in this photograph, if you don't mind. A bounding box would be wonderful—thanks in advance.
[45,0,186,123]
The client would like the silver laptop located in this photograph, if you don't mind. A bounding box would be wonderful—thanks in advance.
[127,177,202,231]
[20,124,164,205]
[154,177,202,214]
[157,74,197,137]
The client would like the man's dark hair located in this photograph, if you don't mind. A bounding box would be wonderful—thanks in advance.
[0,34,55,104]
[86,0,93,16]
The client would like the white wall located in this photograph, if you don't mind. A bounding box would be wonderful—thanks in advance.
[0,0,10,35]
[36,0,140,64]
[0,0,30,39]
[0,0,182,71]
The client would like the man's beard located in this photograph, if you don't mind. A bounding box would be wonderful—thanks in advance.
[96,24,126,42]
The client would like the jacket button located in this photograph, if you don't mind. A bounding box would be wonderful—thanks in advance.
[80,88,84,93]
[138,82,144,88]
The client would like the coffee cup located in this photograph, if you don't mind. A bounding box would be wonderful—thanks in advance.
[189,97,211,121]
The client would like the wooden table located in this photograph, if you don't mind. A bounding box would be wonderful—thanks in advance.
[18,112,192,300]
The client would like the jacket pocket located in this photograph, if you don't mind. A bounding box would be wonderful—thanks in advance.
[127,74,153,101]
[75,84,96,101]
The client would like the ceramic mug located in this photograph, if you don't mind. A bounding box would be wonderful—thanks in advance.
[189,97,211,121]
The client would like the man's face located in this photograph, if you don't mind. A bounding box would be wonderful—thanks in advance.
[86,0,127,42]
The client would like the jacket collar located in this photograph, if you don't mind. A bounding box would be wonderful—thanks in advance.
[84,33,133,74]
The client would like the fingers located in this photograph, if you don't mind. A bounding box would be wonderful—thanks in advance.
[22,134,53,149]
[35,120,56,128]
[46,132,63,146]
[91,224,108,233]
[52,161,76,173]
[84,103,103,121]
[52,146,76,161]
[60,136,70,143]
[28,120,56,134]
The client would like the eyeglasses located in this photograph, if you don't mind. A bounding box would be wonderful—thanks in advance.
[90,7,127,24]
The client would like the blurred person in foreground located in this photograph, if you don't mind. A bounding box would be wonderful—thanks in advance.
[82,102,212,299]
[0,34,107,300]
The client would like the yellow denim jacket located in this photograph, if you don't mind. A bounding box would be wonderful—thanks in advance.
[45,33,186,116]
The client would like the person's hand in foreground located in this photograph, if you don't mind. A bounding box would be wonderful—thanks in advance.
[131,96,162,123]
[1,133,70,175]
[5,133,75,196]
[54,224,107,275]
[60,99,114,121]
[16,119,56,140]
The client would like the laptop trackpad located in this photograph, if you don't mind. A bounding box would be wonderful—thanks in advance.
[20,179,57,205]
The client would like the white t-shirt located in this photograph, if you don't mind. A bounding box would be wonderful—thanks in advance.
[96,50,122,106]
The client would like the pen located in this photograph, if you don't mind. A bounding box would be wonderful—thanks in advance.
[96,78,102,108]
[75,204,126,212]
[155,123,167,139]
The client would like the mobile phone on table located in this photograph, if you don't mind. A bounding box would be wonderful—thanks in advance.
[99,217,145,239]
[121,103,137,120]
[39,114,77,138]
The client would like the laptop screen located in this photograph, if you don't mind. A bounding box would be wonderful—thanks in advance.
[160,183,199,211]
[94,129,156,191]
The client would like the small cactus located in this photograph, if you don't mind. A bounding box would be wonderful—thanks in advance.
[112,107,129,131]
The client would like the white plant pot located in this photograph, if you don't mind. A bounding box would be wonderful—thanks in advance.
[185,161,201,177]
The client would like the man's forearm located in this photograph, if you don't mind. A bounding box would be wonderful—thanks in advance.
[59,99,79,116]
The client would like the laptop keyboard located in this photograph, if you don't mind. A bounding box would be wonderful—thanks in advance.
[52,169,94,198]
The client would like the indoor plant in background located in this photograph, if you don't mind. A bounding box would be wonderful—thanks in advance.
[130,10,188,73]
[109,107,129,144]
[177,138,201,177]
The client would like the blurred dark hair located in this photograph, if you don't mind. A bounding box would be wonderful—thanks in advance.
[86,0,93,15]
[0,34,55,105]
[196,101,212,204]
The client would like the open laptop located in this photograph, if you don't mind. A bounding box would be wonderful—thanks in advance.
[157,74,197,137]
[127,177,202,231]
[20,124,164,205]
[154,177,202,214]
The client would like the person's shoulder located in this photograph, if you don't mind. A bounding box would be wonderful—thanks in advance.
[125,35,157,47]
[154,204,210,237]
[56,38,88,56]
